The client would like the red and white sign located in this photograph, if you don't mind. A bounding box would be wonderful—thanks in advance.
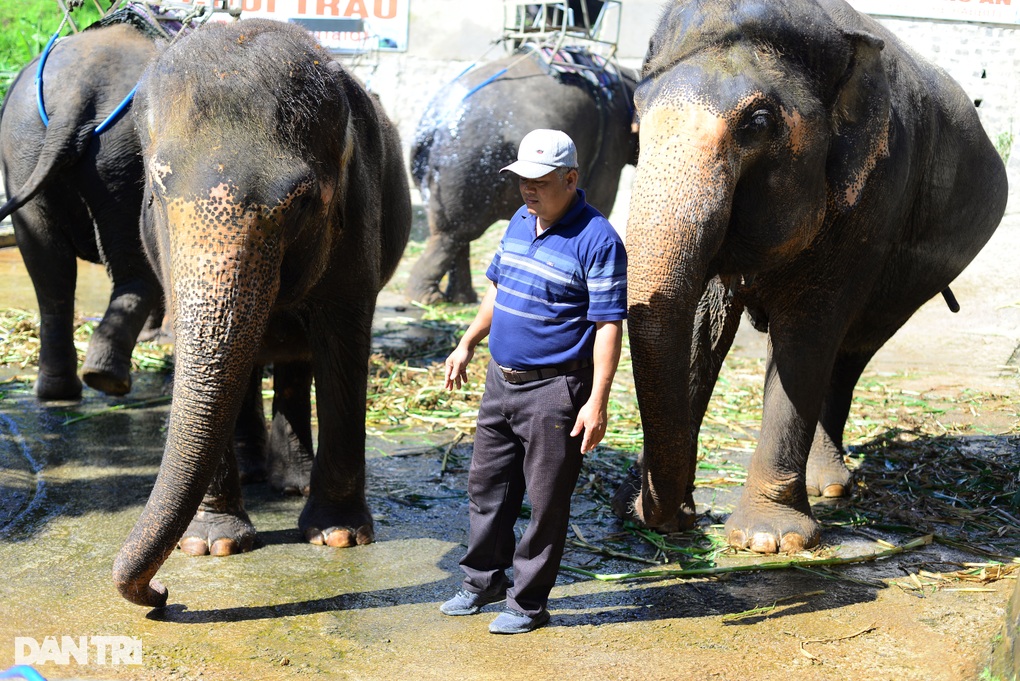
[233,0,410,52]
[848,0,1020,25]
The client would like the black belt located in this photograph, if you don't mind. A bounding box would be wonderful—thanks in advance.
[497,358,592,384]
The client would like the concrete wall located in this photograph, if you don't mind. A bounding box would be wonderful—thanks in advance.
[346,2,1018,192]
[874,17,1019,185]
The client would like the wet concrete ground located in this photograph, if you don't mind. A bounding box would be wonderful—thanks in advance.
[1,183,1019,680]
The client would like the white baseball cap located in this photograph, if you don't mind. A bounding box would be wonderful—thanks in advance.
[500,129,578,179]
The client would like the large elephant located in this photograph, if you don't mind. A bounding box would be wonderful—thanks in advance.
[614,0,1008,553]
[0,23,163,399]
[407,47,638,303]
[112,19,412,607]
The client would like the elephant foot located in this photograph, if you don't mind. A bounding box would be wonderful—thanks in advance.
[138,312,173,344]
[406,285,447,306]
[805,447,853,498]
[270,460,311,496]
[446,286,478,305]
[178,509,257,556]
[137,326,174,345]
[34,370,83,401]
[82,365,132,397]
[610,467,697,532]
[299,496,374,548]
[82,345,133,396]
[725,493,820,554]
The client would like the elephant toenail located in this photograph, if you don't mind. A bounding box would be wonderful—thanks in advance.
[749,533,778,554]
[326,529,355,547]
[727,529,749,549]
[779,533,807,553]
[305,529,326,545]
[821,483,846,498]
[179,537,209,556]
[210,538,239,556]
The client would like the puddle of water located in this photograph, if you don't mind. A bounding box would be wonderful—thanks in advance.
[0,247,112,317]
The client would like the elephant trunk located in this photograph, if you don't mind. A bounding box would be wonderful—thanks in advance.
[113,205,282,607]
[626,102,734,528]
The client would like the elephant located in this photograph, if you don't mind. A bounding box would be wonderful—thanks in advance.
[0,15,327,488]
[111,18,412,608]
[613,0,1008,553]
[406,46,638,304]
[0,23,163,399]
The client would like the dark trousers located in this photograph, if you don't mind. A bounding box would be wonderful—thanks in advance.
[459,359,593,616]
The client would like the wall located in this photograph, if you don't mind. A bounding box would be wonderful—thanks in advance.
[873,17,1019,182]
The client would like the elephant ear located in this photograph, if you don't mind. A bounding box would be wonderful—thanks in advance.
[825,31,891,211]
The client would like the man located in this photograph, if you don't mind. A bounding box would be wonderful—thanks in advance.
[440,129,627,634]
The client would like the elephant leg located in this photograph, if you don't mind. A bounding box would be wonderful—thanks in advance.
[406,231,459,305]
[235,367,269,484]
[612,276,743,529]
[137,301,171,344]
[268,360,314,495]
[690,276,745,436]
[178,441,256,556]
[13,202,83,400]
[444,242,478,304]
[725,325,837,553]
[299,300,374,547]
[805,351,872,497]
[81,196,161,396]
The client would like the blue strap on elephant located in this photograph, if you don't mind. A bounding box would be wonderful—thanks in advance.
[0,666,48,681]
[34,32,60,128]
[35,2,210,134]
[35,30,137,134]
[463,68,511,100]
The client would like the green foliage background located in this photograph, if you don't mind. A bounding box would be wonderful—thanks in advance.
[0,1,105,99]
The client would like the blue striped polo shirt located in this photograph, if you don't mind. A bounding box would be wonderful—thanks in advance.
[486,189,627,370]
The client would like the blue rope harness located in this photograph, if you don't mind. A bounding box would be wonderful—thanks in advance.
[462,68,508,100]
[35,29,138,134]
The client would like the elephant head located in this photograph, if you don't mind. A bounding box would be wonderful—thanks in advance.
[620,0,891,530]
[112,20,367,607]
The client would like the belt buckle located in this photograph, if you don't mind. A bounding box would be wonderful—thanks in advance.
[500,366,523,384]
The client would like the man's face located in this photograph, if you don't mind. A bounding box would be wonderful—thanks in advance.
[518,168,578,225]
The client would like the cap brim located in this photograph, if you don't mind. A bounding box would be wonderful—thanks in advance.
[499,159,558,179]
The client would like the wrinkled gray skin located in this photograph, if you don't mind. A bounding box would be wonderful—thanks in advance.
[0,24,163,399]
[112,19,411,608]
[615,0,1008,553]
[407,48,638,303]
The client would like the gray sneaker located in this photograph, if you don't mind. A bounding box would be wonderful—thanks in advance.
[488,607,550,634]
[439,584,508,616]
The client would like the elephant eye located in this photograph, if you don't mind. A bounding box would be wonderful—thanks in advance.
[746,108,774,131]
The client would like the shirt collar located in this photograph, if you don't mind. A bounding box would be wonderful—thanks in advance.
[525,189,588,239]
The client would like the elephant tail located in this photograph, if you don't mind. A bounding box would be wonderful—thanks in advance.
[0,114,93,223]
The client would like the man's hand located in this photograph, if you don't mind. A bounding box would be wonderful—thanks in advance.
[442,283,497,391]
[570,319,623,454]
[571,400,607,454]
[444,344,474,390]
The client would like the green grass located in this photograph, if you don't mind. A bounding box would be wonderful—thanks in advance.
[0,1,105,99]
